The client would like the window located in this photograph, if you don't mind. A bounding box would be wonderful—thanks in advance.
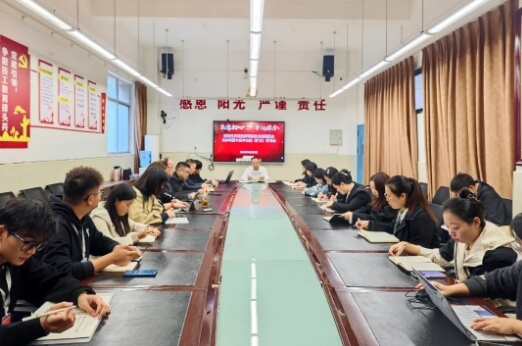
[414,68,423,113]
[107,75,132,153]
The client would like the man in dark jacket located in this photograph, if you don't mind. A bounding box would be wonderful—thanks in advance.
[161,162,200,202]
[0,199,110,346]
[38,166,141,280]
[325,171,372,213]
[450,173,510,225]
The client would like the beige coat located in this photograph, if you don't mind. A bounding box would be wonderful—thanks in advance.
[91,202,147,245]
[127,187,164,225]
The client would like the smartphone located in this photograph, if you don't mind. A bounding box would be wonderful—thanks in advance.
[419,270,446,279]
[203,207,213,212]
[122,269,157,277]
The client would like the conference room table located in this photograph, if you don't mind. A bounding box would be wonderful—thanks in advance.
[73,181,513,346]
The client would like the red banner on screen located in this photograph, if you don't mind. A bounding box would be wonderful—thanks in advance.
[213,121,285,162]
[0,36,30,148]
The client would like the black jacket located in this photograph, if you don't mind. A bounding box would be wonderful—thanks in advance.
[161,173,192,202]
[37,196,119,280]
[189,173,205,184]
[438,239,517,278]
[330,183,372,213]
[0,258,94,346]
[368,206,440,248]
[464,260,522,319]
[477,181,510,226]
[352,204,398,224]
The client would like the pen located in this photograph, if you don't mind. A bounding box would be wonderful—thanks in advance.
[22,305,77,322]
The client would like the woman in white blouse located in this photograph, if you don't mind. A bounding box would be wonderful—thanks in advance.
[91,183,160,245]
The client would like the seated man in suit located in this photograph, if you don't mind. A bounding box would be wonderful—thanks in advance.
[0,199,110,345]
[38,166,141,280]
[162,161,206,202]
[189,160,218,187]
[184,159,213,190]
[240,157,270,182]
[450,173,509,226]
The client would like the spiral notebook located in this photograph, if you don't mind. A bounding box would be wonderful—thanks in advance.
[31,292,114,344]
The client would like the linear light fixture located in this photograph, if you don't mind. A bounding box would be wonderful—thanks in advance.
[16,0,171,97]
[385,33,431,62]
[329,77,361,98]
[359,60,390,79]
[16,0,72,30]
[428,0,488,34]
[249,0,264,97]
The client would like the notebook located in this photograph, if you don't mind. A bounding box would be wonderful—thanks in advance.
[138,234,156,243]
[311,197,328,203]
[165,217,189,225]
[102,261,138,273]
[414,269,520,343]
[322,214,345,223]
[31,292,114,344]
[388,255,445,272]
[358,230,399,243]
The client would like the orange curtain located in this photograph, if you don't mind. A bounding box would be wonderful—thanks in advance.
[364,56,417,183]
[423,0,516,198]
[134,82,147,173]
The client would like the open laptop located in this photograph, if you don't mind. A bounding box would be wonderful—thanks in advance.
[414,268,520,343]
[221,170,234,184]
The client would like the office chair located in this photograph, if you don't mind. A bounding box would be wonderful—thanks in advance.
[20,187,49,201]
[502,198,513,225]
[432,186,450,205]
[46,182,64,196]
[419,182,428,199]
[0,191,15,208]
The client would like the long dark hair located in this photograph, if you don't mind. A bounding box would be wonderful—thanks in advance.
[133,166,168,197]
[313,168,327,185]
[442,188,486,229]
[305,162,317,176]
[370,172,390,213]
[104,184,137,237]
[386,175,437,223]
[325,167,338,194]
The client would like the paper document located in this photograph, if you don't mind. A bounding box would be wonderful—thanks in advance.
[138,234,156,243]
[311,197,328,203]
[102,261,138,273]
[358,231,399,243]
[31,293,114,344]
[165,217,189,225]
[388,255,445,272]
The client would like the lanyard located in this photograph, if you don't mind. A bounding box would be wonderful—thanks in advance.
[72,225,87,261]
[0,266,12,317]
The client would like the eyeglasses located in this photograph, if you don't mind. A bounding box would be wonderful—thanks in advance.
[84,188,104,201]
[7,229,47,252]
[384,193,393,199]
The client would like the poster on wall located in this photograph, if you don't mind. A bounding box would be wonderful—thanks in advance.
[38,59,55,125]
[74,75,86,128]
[87,80,98,130]
[58,68,72,126]
[0,35,31,149]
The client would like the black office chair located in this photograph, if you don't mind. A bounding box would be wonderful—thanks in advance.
[502,198,513,225]
[0,192,15,208]
[419,182,428,199]
[46,183,64,196]
[432,186,450,206]
[20,187,49,201]
[429,202,449,245]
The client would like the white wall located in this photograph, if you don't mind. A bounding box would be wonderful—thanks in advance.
[0,2,134,193]
[142,47,361,181]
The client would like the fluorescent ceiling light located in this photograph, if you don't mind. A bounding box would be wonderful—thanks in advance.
[17,0,72,30]
[250,76,257,88]
[249,88,257,97]
[250,0,265,32]
[111,59,141,78]
[329,78,361,98]
[250,34,261,60]
[428,0,488,34]
[249,60,259,78]
[139,76,159,89]
[68,30,116,60]
[359,60,390,79]
[155,87,172,97]
[385,33,431,62]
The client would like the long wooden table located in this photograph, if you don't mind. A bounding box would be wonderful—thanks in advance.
[74,181,512,346]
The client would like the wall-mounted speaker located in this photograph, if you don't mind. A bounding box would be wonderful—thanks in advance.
[160,53,174,79]
[322,55,334,82]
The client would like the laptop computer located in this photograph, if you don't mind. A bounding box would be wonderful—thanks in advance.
[222,170,234,184]
[414,268,520,343]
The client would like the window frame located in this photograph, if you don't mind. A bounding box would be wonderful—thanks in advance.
[106,74,134,155]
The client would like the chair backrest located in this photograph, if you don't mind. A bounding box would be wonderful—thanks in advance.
[428,203,444,225]
[419,182,428,199]
[46,183,64,196]
[503,198,513,224]
[432,186,450,205]
[20,187,49,201]
[0,192,15,208]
